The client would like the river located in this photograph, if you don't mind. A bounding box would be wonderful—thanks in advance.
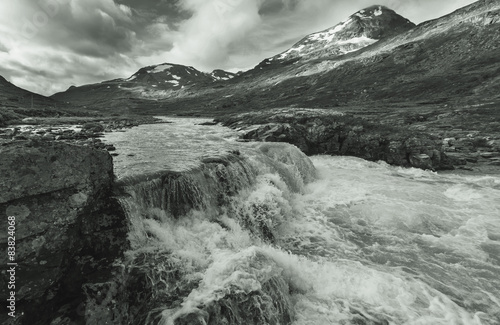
[103,118,500,325]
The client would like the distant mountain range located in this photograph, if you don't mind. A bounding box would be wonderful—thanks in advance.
[50,63,235,111]
[1,0,499,117]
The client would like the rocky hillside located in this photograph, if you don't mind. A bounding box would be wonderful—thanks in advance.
[51,63,236,112]
[0,75,94,125]
[0,75,57,109]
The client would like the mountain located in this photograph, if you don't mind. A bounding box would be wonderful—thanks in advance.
[52,63,236,112]
[200,0,500,113]
[260,5,415,67]
[0,75,58,109]
[50,1,500,117]
[0,75,78,125]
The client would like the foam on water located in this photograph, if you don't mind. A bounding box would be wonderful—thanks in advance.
[106,119,500,324]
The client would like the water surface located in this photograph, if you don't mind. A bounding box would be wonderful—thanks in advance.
[104,118,500,324]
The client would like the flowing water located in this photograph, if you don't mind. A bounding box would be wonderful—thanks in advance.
[103,118,500,325]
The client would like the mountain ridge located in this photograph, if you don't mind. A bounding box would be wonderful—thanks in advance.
[51,62,236,109]
[259,5,415,67]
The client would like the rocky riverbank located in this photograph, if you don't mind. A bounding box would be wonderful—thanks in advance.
[0,141,128,325]
[217,108,500,173]
[0,117,166,153]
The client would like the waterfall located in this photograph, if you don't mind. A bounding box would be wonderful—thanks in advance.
[114,142,316,324]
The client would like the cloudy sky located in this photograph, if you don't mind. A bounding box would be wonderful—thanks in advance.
[0,0,477,96]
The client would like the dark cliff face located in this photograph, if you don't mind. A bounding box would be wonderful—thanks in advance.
[0,141,128,325]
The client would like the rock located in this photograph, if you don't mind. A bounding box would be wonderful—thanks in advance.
[445,152,468,165]
[409,154,433,170]
[81,122,105,133]
[465,155,479,163]
[5,128,20,137]
[0,141,128,325]
[480,152,500,159]
[198,121,218,126]
[42,133,56,141]
[220,109,454,170]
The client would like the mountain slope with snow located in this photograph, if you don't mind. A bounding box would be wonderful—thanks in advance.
[51,63,236,110]
[259,5,415,68]
[203,0,499,112]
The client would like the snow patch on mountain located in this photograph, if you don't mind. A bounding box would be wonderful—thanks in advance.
[338,36,378,53]
[150,64,173,73]
[308,19,352,43]
[278,44,306,59]
[210,70,236,81]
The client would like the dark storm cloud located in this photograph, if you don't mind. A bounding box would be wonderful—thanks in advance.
[0,0,479,95]
[22,0,137,58]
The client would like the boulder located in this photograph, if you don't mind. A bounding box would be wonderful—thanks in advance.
[81,122,105,133]
[0,140,128,325]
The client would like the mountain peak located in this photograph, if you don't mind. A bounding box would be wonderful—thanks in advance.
[353,5,390,18]
[261,5,415,66]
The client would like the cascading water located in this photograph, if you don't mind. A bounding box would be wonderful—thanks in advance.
[102,118,500,325]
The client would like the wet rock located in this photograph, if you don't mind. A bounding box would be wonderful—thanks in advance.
[198,121,218,126]
[5,128,20,137]
[81,122,105,133]
[42,133,56,141]
[174,253,294,325]
[480,152,500,159]
[219,109,454,170]
[409,154,433,170]
[0,141,128,325]
[445,153,468,166]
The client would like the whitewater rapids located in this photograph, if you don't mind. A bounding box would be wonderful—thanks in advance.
[103,118,500,325]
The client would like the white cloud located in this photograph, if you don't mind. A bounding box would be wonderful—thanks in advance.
[119,4,133,16]
[164,0,263,70]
